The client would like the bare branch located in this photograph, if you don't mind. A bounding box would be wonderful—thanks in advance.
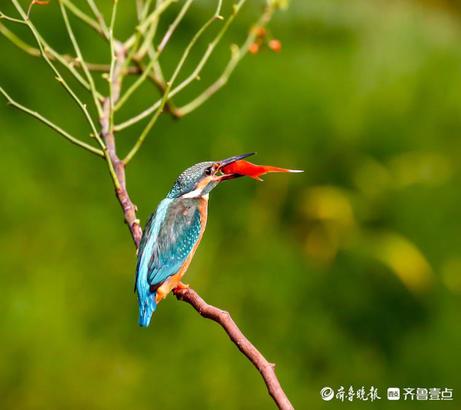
[0,25,139,75]
[0,86,104,157]
[114,0,242,131]
[115,0,197,112]
[123,8,215,164]
[177,5,274,116]
[101,38,142,245]
[11,0,103,144]
[132,60,180,117]
[134,0,160,59]
[85,0,110,40]
[158,0,193,53]
[174,287,294,410]
[101,99,142,246]
[0,11,26,24]
[108,0,121,138]
[0,20,103,99]
[60,0,105,39]
[0,21,39,54]
[124,0,176,50]
[59,0,103,116]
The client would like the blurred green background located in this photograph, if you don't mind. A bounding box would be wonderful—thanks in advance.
[1,0,461,409]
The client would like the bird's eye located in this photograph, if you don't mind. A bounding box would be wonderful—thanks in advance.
[205,167,212,176]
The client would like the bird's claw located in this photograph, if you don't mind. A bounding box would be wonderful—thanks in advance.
[173,282,190,294]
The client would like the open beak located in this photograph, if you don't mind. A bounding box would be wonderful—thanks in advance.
[212,152,255,181]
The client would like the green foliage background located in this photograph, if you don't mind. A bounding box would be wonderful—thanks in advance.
[1,1,461,409]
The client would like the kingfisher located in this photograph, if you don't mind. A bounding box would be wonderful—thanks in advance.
[135,153,255,327]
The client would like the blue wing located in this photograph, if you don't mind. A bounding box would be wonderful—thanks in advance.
[135,198,203,326]
[147,198,202,285]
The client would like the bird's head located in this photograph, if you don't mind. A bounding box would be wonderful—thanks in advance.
[167,153,255,199]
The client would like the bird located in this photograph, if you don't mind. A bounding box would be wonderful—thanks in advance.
[135,153,255,327]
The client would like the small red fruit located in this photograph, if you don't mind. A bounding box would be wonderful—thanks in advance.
[249,43,260,54]
[255,27,267,38]
[268,39,282,53]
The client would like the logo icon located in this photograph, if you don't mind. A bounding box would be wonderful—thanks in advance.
[387,387,401,401]
[320,387,335,401]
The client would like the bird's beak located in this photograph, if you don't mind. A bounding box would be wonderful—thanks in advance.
[212,152,255,181]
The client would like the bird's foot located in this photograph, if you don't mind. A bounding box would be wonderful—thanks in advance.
[173,282,190,294]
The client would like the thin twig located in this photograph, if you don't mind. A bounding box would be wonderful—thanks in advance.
[108,0,120,135]
[138,0,168,89]
[170,0,244,109]
[0,20,103,99]
[124,0,176,49]
[59,0,103,116]
[0,11,26,24]
[178,6,274,116]
[0,21,39,54]
[136,0,144,21]
[133,0,157,60]
[158,0,193,53]
[115,0,194,111]
[122,2,223,161]
[11,0,122,190]
[142,0,167,83]
[114,59,155,110]
[61,0,105,38]
[133,59,180,117]
[11,0,103,144]
[115,0,239,131]
[0,25,139,75]
[122,0,152,70]
[0,86,104,157]
[114,0,163,112]
[86,0,110,40]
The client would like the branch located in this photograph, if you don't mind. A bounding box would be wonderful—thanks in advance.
[0,86,104,157]
[133,59,180,118]
[0,24,141,75]
[101,98,142,246]
[100,27,142,246]
[157,0,193,53]
[0,11,26,24]
[124,0,176,50]
[114,0,194,111]
[177,4,274,116]
[0,20,103,99]
[59,0,103,116]
[134,0,160,60]
[60,0,106,39]
[85,0,110,40]
[114,0,243,131]
[122,7,216,162]
[174,287,294,410]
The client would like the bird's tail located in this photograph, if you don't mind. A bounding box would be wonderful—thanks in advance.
[138,293,157,327]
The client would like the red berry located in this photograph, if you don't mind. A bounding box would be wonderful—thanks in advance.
[255,27,267,38]
[249,43,260,54]
[268,39,282,52]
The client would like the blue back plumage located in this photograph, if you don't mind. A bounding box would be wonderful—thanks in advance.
[135,198,204,327]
